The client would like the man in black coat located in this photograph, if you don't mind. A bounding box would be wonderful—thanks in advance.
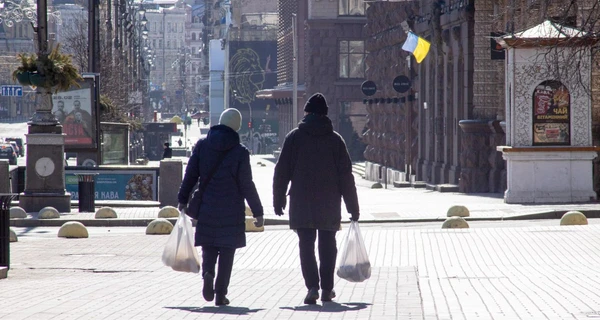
[273,92,360,304]
[177,108,264,306]
[162,142,172,159]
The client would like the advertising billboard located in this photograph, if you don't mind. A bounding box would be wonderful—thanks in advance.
[65,170,157,201]
[228,40,278,154]
[532,80,570,146]
[52,75,99,150]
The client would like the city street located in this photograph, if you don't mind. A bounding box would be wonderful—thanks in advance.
[4,121,600,319]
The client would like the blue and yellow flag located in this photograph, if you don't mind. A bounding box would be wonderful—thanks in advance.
[401,32,431,63]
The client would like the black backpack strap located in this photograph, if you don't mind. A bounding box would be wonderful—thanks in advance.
[196,147,233,196]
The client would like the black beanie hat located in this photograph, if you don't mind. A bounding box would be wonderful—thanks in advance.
[304,93,328,115]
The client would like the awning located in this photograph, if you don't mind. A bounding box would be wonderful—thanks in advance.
[256,84,305,100]
[190,111,209,119]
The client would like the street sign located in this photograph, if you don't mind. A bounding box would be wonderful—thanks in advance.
[361,80,377,96]
[1,85,23,97]
[393,75,411,93]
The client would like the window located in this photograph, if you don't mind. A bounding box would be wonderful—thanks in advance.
[168,22,171,33]
[339,0,365,16]
[192,33,196,41]
[339,40,366,79]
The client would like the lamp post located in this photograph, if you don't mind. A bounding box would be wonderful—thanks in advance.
[119,0,153,121]
[18,0,71,212]
[172,48,191,146]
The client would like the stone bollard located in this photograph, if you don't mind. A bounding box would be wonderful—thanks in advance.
[38,207,60,219]
[9,228,17,242]
[447,205,470,217]
[95,207,118,219]
[9,207,27,219]
[158,206,179,218]
[146,219,173,235]
[159,160,183,208]
[58,222,89,238]
[560,211,588,226]
[442,216,469,229]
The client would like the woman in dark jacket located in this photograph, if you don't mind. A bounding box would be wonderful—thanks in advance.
[273,92,360,304]
[177,108,264,306]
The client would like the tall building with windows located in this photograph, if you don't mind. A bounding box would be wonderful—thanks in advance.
[224,0,277,153]
[256,0,367,159]
[0,21,36,121]
[144,1,188,113]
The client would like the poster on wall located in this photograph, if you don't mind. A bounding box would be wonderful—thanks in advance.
[65,171,157,201]
[532,80,570,145]
[52,76,98,150]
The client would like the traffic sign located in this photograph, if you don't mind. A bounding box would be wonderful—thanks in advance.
[1,85,23,97]
[392,75,411,93]
[361,80,377,96]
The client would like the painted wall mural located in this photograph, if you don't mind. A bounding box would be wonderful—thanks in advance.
[228,40,278,154]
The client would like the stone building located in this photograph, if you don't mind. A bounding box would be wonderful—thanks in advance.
[362,0,600,194]
[256,0,368,159]
[0,21,37,121]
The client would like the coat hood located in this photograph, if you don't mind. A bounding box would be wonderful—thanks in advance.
[297,114,333,136]
[206,124,240,151]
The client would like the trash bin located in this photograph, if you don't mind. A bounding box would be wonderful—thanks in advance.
[76,173,98,213]
[0,194,16,271]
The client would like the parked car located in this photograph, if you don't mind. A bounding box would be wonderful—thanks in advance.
[0,143,17,165]
[8,141,20,157]
[5,137,24,157]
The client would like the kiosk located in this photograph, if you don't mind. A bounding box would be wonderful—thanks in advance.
[497,20,599,203]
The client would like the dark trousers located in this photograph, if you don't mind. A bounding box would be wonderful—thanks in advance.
[297,228,337,291]
[201,246,236,296]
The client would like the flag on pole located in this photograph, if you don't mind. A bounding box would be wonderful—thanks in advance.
[401,32,431,63]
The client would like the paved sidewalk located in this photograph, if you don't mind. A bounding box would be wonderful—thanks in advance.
[3,223,600,319]
[9,155,600,227]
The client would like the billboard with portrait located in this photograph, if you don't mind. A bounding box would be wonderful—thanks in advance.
[228,40,278,154]
[52,75,99,150]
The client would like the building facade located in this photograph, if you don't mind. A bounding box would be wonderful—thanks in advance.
[257,0,368,160]
[362,0,600,195]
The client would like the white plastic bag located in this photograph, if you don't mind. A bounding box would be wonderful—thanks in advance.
[161,210,201,273]
[336,221,371,282]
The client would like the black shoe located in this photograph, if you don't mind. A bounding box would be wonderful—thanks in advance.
[202,272,214,302]
[304,288,319,305]
[215,295,230,306]
[321,289,336,302]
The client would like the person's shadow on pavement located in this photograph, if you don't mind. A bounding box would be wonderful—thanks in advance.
[280,302,370,312]
[165,306,264,315]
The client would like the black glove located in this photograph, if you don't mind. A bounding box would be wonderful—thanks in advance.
[350,212,359,222]
[274,207,284,216]
[274,197,286,216]
[254,216,264,227]
[177,202,187,214]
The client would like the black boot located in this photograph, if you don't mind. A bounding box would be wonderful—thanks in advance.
[304,287,319,305]
[321,289,336,302]
[202,272,214,302]
[215,294,230,306]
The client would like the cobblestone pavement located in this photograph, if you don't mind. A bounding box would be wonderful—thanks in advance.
[3,223,600,319]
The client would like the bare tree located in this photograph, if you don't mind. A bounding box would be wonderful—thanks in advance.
[57,7,137,126]
[489,0,600,95]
